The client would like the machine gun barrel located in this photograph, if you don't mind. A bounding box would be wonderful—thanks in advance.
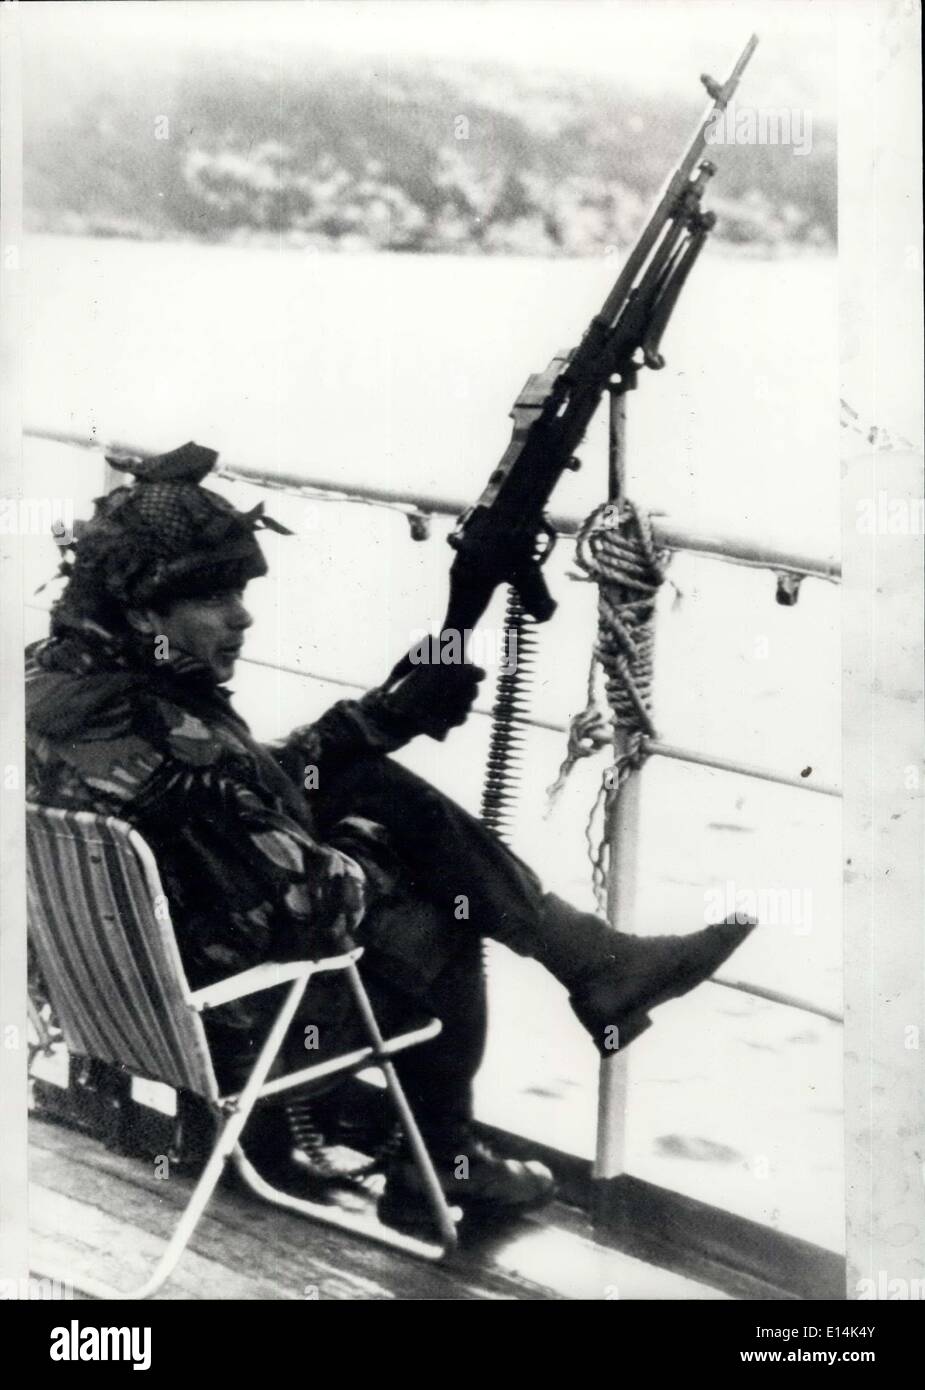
[598,32,758,328]
[387,38,758,687]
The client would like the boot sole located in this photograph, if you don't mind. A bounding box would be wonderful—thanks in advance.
[570,1003,654,1055]
[377,1182,554,1240]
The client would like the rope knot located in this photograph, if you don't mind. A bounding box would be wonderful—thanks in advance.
[546,499,670,907]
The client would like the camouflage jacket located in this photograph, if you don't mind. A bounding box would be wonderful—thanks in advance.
[25,621,411,1038]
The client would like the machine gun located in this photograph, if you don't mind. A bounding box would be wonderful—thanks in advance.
[389,35,758,692]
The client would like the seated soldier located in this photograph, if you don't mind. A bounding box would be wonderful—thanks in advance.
[25,442,755,1226]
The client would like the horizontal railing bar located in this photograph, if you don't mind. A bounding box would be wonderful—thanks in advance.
[23,604,842,797]
[239,657,843,795]
[646,738,841,798]
[22,425,841,581]
[652,521,840,583]
[710,975,843,1024]
[238,651,574,729]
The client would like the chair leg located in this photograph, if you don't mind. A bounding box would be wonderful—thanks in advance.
[235,962,459,1259]
[344,962,459,1250]
[31,1093,263,1300]
[31,973,315,1300]
[31,961,459,1295]
[232,1144,456,1262]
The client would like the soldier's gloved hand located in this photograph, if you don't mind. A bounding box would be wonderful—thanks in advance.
[377,661,486,742]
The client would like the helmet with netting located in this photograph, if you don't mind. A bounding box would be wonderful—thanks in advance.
[50,441,291,635]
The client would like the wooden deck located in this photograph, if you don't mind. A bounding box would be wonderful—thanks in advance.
[29,1119,730,1301]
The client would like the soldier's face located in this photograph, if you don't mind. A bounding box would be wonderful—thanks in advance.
[151,587,254,683]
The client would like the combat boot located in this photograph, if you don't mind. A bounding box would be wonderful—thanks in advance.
[379,1129,555,1233]
[534,895,757,1054]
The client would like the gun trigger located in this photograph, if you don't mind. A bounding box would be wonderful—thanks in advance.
[532,517,558,568]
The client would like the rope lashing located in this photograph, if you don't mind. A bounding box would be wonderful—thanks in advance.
[546,498,671,907]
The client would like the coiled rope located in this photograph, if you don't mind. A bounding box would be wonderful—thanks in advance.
[547,499,671,908]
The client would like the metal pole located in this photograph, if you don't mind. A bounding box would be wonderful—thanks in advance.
[594,731,641,1183]
[607,377,627,501]
[593,379,640,1194]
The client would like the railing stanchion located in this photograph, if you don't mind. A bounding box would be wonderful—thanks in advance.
[593,732,642,1193]
[593,378,639,1207]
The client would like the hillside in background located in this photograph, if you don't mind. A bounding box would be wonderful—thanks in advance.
[23,43,835,255]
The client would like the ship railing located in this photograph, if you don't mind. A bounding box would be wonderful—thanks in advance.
[22,427,843,1273]
[22,425,843,1020]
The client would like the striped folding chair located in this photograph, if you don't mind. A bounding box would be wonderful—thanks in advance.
[26,803,458,1298]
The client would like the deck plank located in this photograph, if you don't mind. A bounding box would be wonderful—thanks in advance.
[31,1189,299,1301]
[29,1121,554,1300]
[28,1118,729,1300]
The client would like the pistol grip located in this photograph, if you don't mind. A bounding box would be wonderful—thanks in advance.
[515,563,557,623]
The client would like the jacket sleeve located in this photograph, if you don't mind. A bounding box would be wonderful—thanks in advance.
[269,688,420,785]
[131,742,368,980]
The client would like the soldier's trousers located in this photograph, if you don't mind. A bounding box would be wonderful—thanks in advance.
[305,753,549,1141]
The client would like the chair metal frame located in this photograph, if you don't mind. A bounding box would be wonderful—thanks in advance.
[26,803,459,1299]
